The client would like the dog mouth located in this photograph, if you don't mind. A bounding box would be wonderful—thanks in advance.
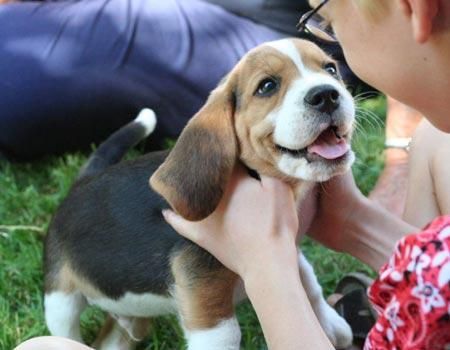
[276,126,350,161]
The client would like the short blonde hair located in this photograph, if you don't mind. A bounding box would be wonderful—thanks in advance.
[355,0,388,19]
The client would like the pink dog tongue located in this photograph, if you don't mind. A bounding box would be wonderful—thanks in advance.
[307,128,349,159]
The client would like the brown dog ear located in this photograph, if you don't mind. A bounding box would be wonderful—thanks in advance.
[150,83,237,221]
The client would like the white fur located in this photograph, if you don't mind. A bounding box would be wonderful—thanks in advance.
[272,75,354,151]
[45,39,356,349]
[97,321,129,350]
[185,317,241,350]
[278,151,355,182]
[271,73,355,181]
[44,292,87,342]
[298,253,353,348]
[96,317,150,350]
[266,39,306,73]
[46,291,173,346]
[135,108,157,136]
[264,40,356,181]
[114,316,143,341]
[87,291,176,318]
[268,78,312,150]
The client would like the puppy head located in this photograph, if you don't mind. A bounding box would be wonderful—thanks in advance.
[151,38,355,221]
[235,38,355,183]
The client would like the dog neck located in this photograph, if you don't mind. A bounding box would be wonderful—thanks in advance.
[244,165,315,204]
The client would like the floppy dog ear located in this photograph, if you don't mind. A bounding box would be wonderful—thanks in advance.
[150,83,237,221]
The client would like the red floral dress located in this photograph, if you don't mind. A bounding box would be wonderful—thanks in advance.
[365,216,450,349]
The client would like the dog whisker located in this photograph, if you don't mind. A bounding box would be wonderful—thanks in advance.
[352,90,380,101]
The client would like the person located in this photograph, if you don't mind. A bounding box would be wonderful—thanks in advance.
[162,0,450,349]
[368,96,423,217]
[0,0,319,161]
[0,0,418,218]
[14,0,450,349]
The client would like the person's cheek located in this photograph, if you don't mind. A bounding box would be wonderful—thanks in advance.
[336,30,374,86]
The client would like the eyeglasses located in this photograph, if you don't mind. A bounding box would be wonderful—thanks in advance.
[297,0,337,44]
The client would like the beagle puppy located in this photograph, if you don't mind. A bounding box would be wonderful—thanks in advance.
[44,38,355,350]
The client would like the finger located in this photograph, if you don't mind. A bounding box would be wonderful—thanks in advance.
[259,174,286,187]
[230,164,262,187]
[259,174,293,197]
[162,209,202,243]
[223,165,262,200]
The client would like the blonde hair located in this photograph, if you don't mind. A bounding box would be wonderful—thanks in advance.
[355,0,388,20]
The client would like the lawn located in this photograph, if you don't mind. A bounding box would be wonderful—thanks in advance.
[0,95,385,349]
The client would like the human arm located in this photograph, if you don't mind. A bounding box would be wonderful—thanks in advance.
[161,166,415,348]
[244,261,333,350]
[162,165,333,349]
[302,172,418,271]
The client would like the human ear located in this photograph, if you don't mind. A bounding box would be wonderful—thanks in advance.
[400,0,439,43]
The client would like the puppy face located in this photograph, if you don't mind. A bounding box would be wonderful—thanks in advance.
[151,38,355,220]
[232,39,355,182]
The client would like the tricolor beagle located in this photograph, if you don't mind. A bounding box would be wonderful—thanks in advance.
[44,38,355,349]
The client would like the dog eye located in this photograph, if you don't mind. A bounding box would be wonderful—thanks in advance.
[324,63,338,76]
[255,78,279,97]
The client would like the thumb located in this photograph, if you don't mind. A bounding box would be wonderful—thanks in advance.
[162,209,202,243]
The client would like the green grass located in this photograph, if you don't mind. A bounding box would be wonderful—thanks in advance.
[0,96,386,349]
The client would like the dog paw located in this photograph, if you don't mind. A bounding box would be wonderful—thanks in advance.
[318,302,353,349]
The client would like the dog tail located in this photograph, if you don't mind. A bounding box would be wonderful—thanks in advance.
[78,108,157,179]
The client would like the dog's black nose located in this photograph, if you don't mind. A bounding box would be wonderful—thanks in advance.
[304,85,340,114]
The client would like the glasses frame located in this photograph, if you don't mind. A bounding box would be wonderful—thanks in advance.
[297,0,336,43]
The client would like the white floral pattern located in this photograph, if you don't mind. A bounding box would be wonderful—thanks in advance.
[411,278,445,313]
[384,297,405,336]
[407,248,432,278]
[365,216,450,349]
[438,261,450,288]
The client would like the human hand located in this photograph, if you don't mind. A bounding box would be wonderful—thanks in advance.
[162,165,300,279]
[298,171,365,252]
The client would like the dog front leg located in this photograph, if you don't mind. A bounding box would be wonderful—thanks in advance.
[183,317,241,350]
[298,252,353,349]
[171,250,241,350]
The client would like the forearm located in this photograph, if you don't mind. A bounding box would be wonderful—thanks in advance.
[343,196,418,270]
[244,250,333,350]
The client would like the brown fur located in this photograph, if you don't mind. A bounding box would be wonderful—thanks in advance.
[47,262,104,299]
[234,47,303,181]
[235,42,338,183]
[92,315,151,348]
[151,40,340,214]
[292,40,333,72]
[92,316,116,347]
[171,247,239,329]
[43,38,352,348]
[150,84,237,221]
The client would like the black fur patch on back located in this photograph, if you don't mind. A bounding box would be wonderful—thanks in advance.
[46,151,191,298]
